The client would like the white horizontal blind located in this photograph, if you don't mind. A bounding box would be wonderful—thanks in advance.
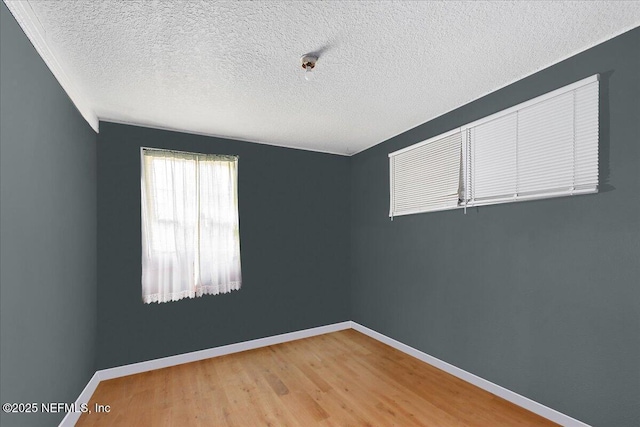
[467,78,599,207]
[469,113,517,202]
[574,82,599,191]
[517,92,575,196]
[389,75,598,217]
[389,131,462,217]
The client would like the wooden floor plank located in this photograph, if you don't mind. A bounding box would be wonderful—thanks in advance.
[77,330,557,426]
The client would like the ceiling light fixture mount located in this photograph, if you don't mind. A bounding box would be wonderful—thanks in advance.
[301,54,318,81]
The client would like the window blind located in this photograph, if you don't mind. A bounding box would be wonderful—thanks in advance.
[573,83,600,192]
[389,74,599,216]
[468,112,518,203]
[465,79,599,207]
[389,130,462,217]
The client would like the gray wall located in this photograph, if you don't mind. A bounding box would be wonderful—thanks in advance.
[2,1,636,423]
[0,3,97,427]
[350,28,639,427]
[96,122,350,369]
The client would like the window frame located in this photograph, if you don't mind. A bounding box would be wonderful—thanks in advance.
[140,147,242,303]
[389,74,599,218]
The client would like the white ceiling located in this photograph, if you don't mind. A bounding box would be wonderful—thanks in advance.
[9,1,640,155]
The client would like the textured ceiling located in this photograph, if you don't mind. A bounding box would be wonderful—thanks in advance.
[17,1,640,154]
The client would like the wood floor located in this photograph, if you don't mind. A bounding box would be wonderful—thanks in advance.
[77,330,557,426]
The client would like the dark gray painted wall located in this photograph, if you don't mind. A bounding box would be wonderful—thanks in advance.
[350,28,639,427]
[2,0,636,422]
[0,3,97,427]
[96,122,350,369]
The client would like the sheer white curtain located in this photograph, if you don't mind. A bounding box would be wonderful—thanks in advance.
[141,148,241,304]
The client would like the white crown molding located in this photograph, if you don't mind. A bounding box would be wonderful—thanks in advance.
[59,320,592,427]
[102,119,350,157]
[3,0,99,132]
[352,25,640,156]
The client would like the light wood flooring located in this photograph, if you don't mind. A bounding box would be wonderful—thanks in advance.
[77,329,557,426]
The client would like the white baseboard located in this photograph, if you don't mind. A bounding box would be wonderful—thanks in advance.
[350,321,590,427]
[59,322,351,426]
[59,372,101,427]
[98,321,352,381]
[60,320,590,427]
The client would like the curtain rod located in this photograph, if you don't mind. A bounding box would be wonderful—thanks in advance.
[141,147,238,159]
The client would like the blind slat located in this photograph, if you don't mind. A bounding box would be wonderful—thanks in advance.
[390,132,462,216]
[389,76,598,217]
[469,80,598,206]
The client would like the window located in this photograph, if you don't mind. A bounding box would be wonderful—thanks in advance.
[389,75,599,217]
[141,148,241,303]
[389,129,463,216]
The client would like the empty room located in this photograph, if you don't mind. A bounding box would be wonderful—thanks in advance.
[1,1,639,426]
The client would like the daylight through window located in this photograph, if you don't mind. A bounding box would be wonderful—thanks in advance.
[141,148,241,303]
